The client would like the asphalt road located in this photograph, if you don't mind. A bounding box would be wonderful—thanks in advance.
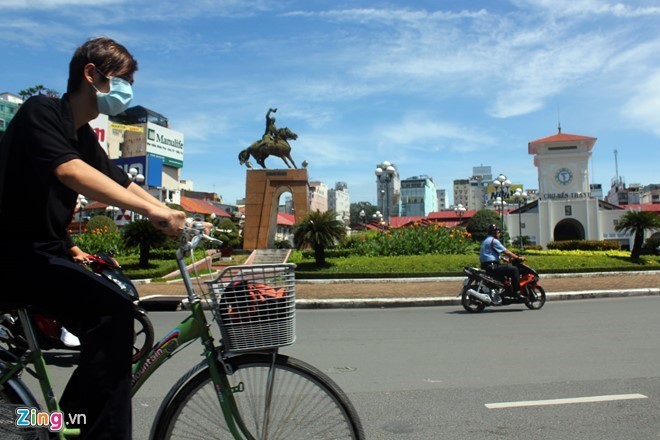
[31,296,660,439]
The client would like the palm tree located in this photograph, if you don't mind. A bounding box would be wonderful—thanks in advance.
[122,219,167,267]
[293,210,346,266]
[615,210,660,260]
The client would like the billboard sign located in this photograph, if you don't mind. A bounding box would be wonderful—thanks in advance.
[112,155,163,187]
[89,114,109,154]
[146,123,184,168]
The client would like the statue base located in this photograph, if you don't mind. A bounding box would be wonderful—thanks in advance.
[243,169,309,249]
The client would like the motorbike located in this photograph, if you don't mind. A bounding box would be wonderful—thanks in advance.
[0,251,155,363]
[460,257,546,313]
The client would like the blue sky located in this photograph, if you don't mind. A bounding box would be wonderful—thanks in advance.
[2,0,660,206]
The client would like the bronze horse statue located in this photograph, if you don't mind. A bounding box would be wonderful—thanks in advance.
[239,127,298,169]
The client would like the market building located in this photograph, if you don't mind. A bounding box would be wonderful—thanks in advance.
[506,128,633,248]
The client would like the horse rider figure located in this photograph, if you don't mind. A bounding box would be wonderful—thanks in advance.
[263,108,278,148]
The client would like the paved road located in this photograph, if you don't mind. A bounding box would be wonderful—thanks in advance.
[28,296,660,439]
[136,271,660,309]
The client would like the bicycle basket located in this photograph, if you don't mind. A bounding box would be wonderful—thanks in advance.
[207,264,296,352]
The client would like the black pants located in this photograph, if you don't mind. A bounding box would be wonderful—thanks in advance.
[483,262,521,293]
[1,241,133,439]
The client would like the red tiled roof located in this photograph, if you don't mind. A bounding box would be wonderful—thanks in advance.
[179,196,231,217]
[528,131,597,154]
[277,213,296,226]
[623,204,660,212]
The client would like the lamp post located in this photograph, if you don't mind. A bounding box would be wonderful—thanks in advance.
[105,205,119,221]
[375,161,396,227]
[127,168,145,221]
[372,211,383,228]
[76,194,88,234]
[513,188,528,251]
[454,203,466,224]
[492,174,511,232]
[359,209,366,226]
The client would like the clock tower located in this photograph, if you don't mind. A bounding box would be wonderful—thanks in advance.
[528,126,596,199]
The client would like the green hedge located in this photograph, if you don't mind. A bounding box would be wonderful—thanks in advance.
[546,240,621,251]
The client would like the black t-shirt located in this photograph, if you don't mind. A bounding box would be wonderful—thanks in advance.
[0,94,130,243]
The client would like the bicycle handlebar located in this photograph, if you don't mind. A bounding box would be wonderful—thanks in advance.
[180,222,223,253]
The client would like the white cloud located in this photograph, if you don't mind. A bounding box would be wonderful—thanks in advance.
[622,70,660,136]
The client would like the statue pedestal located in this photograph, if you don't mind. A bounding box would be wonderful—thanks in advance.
[243,169,309,249]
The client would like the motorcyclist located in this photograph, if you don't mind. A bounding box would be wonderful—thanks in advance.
[479,224,525,296]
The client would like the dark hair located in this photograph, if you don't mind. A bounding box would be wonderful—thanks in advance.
[67,37,138,94]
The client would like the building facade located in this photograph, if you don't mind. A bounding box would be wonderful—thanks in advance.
[328,181,351,225]
[506,129,634,248]
[309,180,328,213]
[0,92,22,133]
[400,175,438,216]
[375,162,401,220]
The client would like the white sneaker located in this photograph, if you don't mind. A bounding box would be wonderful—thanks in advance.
[60,327,80,348]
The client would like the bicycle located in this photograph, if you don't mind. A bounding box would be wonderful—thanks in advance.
[0,223,365,439]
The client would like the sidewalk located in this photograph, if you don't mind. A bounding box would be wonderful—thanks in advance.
[136,270,660,310]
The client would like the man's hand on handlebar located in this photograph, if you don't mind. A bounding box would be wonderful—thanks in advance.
[149,207,187,236]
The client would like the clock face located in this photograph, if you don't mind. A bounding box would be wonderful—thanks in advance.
[555,168,573,185]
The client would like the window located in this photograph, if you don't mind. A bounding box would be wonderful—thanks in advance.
[564,205,572,216]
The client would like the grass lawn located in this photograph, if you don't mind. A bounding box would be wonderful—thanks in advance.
[117,249,659,280]
[288,250,660,278]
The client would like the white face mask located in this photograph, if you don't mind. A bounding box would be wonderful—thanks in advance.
[93,68,133,116]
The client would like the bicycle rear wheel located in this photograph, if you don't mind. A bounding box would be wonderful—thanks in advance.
[152,353,364,439]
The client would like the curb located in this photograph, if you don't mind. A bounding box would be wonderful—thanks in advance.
[139,288,660,312]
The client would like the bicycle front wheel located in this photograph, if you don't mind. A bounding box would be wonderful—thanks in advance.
[152,353,364,440]
[0,373,48,440]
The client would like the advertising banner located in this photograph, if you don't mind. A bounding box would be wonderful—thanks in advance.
[146,123,184,168]
[112,155,163,187]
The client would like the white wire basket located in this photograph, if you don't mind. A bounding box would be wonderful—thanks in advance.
[206,264,296,352]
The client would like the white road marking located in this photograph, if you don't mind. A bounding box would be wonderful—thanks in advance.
[485,393,648,409]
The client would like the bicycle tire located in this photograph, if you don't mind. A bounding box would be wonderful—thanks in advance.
[151,352,364,440]
[0,371,49,440]
[132,309,154,363]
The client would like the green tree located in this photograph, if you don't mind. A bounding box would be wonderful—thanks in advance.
[293,210,347,266]
[615,210,660,260]
[213,218,241,248]
[466,209,503,242]
[18,85,60,100]
[122,219,167,267]
[349,202,378,226]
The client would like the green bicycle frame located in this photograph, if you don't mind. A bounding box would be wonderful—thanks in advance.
[0,231,251,439]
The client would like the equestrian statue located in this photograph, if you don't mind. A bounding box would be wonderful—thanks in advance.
[238,108,298,169]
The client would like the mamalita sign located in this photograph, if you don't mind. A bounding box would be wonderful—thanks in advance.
[146,123,184,168]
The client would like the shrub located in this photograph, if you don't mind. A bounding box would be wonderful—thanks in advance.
[86,215,118,233]
[73,228,125,256]
[547,240,621,251]
[274,239,293,249]
[341,224,474,256]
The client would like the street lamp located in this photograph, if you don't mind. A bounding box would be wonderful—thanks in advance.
[454,203,466,224]
[375,161,396,227]
[492,197,508,233]
[372,210,383,228]
[76,194,88,234]
[492,174,511,231]
[513,188,528,251]
[127,168,145,221]
[359,209,366,226]
[105,205,119,220]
